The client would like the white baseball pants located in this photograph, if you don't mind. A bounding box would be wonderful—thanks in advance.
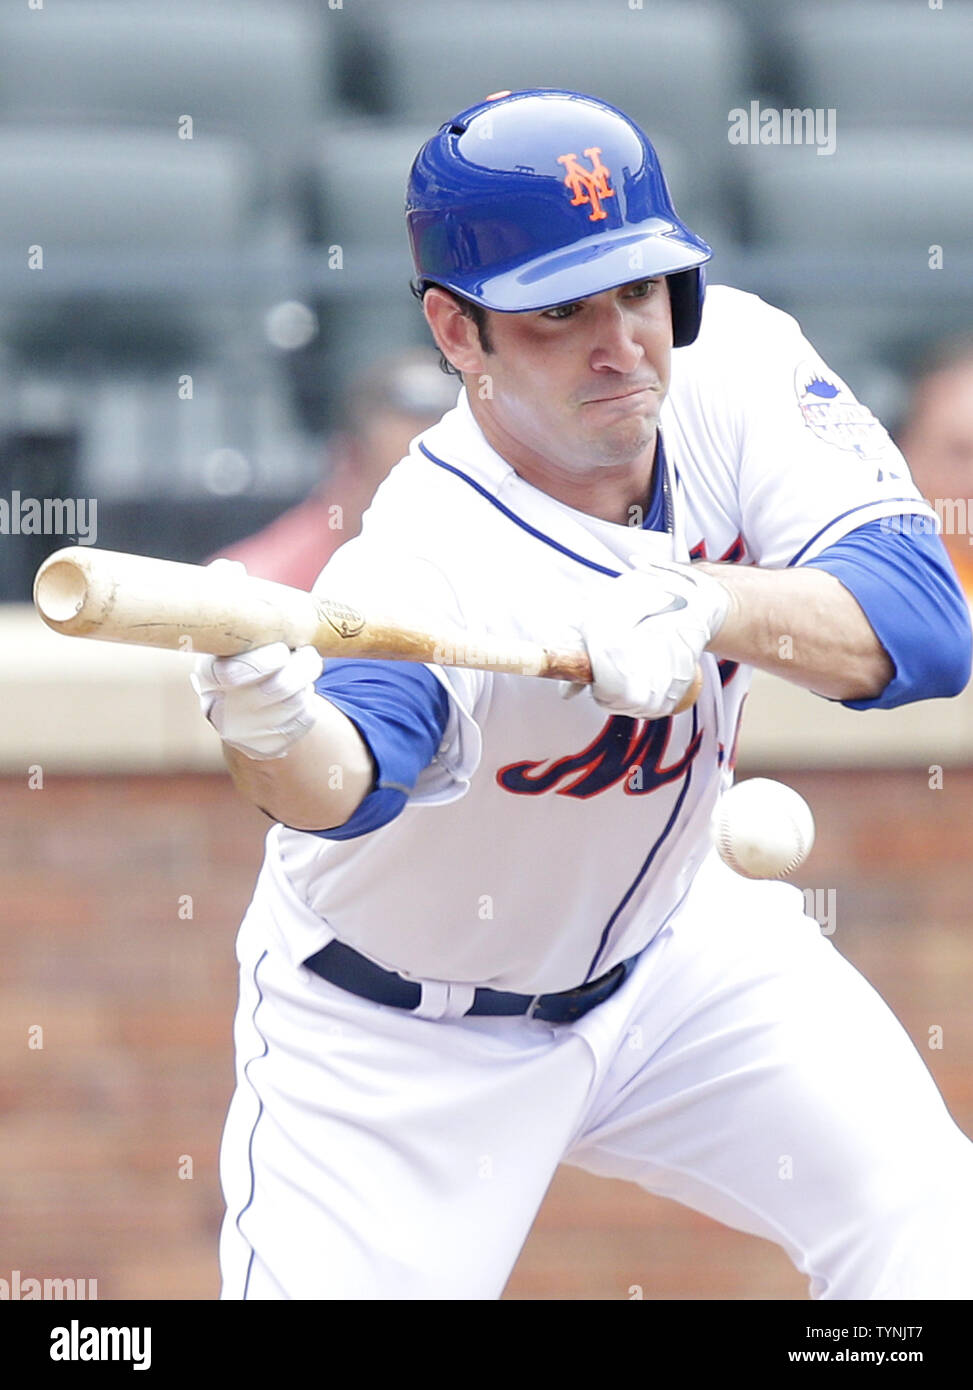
[219,850,973,1299]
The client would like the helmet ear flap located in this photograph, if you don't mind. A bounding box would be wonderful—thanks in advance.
[667,267,706,348]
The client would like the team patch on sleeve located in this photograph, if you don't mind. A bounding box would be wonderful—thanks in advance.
[794,363,898,470]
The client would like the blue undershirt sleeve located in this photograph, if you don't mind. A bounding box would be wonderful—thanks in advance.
[802,517,972,710]
[295,660,450,840]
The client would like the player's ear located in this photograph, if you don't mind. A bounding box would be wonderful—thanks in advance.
[421,288,484,375]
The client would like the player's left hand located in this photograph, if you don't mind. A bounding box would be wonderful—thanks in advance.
[578,561,730,719]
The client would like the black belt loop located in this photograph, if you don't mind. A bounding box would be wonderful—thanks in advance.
[303,939,637,1024]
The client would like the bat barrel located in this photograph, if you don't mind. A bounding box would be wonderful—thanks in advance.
[33,546,320,654]
[33,551,92,628]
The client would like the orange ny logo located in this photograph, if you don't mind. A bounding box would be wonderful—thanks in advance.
[557,147,615,221]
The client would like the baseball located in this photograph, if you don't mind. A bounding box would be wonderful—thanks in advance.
[711,778,815,879]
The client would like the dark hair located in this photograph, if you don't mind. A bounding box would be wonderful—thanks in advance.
[410,278,494,376]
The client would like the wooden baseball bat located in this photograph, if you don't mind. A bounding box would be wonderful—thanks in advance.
[33,546,703,707]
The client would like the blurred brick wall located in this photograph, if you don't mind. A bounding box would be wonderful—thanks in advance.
[1,766,970,1301]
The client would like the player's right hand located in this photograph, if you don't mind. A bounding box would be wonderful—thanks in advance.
[190,561,324,760]
[579,562,730,719]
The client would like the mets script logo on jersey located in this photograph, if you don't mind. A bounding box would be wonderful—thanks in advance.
[497,714,702,799]
[557,148,615,221]
[795,363,896,467]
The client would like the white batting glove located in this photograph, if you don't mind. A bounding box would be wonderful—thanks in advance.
[189,560,324,760]
[191,642,324,759]
[579,561,731,719]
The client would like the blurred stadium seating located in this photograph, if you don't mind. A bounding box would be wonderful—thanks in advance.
[345,1,748,190]
[778,1,973,129]
[0,0,969,597]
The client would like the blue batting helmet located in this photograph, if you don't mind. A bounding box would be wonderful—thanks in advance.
[406,89,711,347]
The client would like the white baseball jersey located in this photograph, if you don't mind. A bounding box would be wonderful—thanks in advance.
[265,286,935,994]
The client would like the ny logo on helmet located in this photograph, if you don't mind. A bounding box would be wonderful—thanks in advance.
[557,147,615,222]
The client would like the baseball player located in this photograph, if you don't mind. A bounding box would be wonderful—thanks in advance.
[195,90,973,1300]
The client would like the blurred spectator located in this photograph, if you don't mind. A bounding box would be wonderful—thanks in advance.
[898,337,973,597]
[215,349,459,588]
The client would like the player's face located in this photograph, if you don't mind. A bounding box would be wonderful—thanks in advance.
[474,278,672,476]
